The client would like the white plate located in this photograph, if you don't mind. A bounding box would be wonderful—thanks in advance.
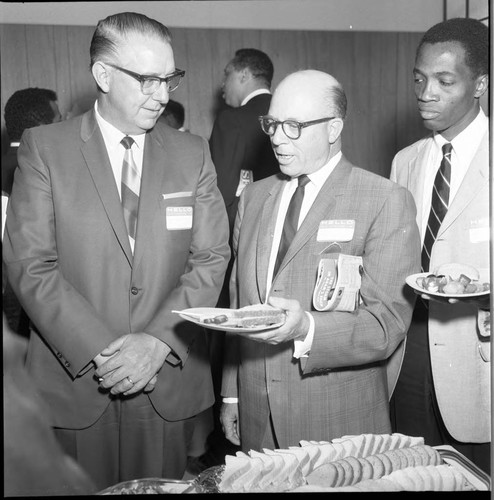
[406,272,490,299]
[172,307,285,333]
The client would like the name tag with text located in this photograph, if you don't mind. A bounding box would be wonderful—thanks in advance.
[317,220,355,242]
[166,206,193,230]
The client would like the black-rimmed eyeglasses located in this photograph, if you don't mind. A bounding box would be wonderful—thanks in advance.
[258,115,336,140]
[106,63,185,94]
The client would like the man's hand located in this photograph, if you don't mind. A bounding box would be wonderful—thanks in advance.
[227,297,309,344]
[94,333,171,396]
[417,290,490,308]
[220,402,241,446]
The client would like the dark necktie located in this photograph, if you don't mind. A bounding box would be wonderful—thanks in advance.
[121,136,140,247]
[421,142,452,272]
[273,174,310,276]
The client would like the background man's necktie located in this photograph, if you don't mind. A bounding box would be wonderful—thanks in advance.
[421,142,452,272]
[273,174,310,276]
[121,136,141,248]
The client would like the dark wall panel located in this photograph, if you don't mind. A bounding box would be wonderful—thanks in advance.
[1,24,426,178]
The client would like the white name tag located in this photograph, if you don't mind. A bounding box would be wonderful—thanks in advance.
[166,206,193,230]
[470,218,490,243]
[317,220,355,242]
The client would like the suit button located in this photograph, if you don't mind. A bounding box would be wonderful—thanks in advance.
[131,287,139,295]
[65,361,70,367]
[56,352,62,358]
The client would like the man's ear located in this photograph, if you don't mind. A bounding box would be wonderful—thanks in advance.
[92,61,111,93]
[328,118,344,144]
[474,74,489,98]
[240,67,251,84]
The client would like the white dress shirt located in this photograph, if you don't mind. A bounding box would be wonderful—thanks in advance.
[241,88,271,107]
[420,109,488,243]
[267,151,343,358]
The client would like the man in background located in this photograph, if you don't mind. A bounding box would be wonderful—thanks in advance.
[210,48,279,237]
[2,87,62,196]
[160,99,187,131]
[3,12,229,489]
[2,87,62,337]
[390,17,490,474]
[220,69,420,452]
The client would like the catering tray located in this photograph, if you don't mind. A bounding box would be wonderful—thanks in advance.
[97,477,203,494]
[436,446,491,491]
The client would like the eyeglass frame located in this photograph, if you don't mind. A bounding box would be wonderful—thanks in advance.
[258,115,336,140]
[105,63,185,94]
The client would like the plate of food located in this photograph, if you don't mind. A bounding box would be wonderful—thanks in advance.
[172,304,286,333]
[406,262,490,299]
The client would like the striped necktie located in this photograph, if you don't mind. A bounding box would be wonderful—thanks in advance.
[421,142,452,272]
[274,174,310,277]
[121,136,140,248]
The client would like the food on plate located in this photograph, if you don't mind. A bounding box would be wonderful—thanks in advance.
[434,262,479,281]
[203,304,286,328]
[415,263,489,295]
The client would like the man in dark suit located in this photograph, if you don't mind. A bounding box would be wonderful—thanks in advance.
[3,12,230,490]
[210,48,279,235]
[2,87,62,337]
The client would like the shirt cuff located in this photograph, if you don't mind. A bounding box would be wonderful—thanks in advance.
[222,397,239,404]
[293,312,315,358]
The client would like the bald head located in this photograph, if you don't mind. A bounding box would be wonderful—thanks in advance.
[265,70,347,178]
[271,70,347,122]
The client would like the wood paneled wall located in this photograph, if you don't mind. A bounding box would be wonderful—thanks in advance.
[1,23,427,178]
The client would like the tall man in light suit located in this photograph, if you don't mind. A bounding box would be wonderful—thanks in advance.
[3,12,230,489]
[390,18,490,474]
[220,69,421,451]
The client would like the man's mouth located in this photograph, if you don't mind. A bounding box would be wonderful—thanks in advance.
[418,108,440,120]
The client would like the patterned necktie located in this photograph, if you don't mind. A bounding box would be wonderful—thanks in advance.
[421,142,452,272]
[120,136,140,248]
[273,174,310,276]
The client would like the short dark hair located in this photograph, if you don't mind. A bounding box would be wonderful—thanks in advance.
[90,12,172,68]
[4,87,58,141]
[230,48,274,87]
[417,17,488,78]
[161,99,185,129]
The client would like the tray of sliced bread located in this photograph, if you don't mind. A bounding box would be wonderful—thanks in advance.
[193,433,489,492]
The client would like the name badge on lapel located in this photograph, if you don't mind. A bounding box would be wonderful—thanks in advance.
[317,220,355,242]
[166,206,193,230]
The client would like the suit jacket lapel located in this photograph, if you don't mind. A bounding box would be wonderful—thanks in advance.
[257,180,285,300]
[80,110,133,265]
[132,130,167,271]
[437,131,489,238]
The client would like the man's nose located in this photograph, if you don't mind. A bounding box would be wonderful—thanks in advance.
[152,82,170,103]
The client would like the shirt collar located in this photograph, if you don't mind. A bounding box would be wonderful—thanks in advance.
[433,108,488,154]
[305,151,343,188]
[94,100,146,150]
[241,88,271,107]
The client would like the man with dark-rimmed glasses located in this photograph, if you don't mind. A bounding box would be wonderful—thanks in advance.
[3,11,230,489]
[220,69,421,452]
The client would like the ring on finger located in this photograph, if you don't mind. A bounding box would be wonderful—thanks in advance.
[126,376,135,385]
